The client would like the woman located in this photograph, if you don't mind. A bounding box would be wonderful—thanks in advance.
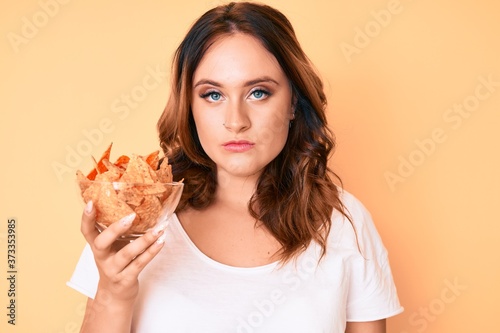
[68,2,403,332]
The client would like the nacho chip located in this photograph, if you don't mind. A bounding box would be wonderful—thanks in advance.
[76,170,90,195]
[117,183,144,207]
[76,144,181,236]
[143,150,160,170]
[102,159,125,180]
[133,195,162,233]
[156,157,173,183]
[114,155,130,168]
[87,143,113,180]
[120,154,155,184]
[81,181,100,206]
[93,182,134,226]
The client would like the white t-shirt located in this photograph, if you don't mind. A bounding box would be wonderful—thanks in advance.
[67,190,403,332]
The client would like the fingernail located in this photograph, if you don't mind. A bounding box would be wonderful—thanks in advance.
[152,225,166,236]
[156,233,166,245]
[120,213,136,227]
[85,201,93,215]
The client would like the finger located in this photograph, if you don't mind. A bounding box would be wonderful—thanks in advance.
[81,201,99,243]
[92,213,136,254]
[114,229,165,270]
[120,230,165,276]
[110,238,133,252]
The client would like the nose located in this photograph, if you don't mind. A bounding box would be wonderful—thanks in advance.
[223,100,250,133]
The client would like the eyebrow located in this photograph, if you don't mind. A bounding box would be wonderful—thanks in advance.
[193,76,280,88]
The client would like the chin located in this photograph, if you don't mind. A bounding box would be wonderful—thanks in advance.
[217,165,264,182]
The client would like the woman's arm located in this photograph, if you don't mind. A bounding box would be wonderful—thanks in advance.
[345,319,386,333]
[80,296,134,332]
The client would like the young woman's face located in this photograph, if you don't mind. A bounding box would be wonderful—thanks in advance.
[191,33,294,181]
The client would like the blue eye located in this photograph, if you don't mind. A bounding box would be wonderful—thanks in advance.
[201,91,222,101]
[250,89,270,100]
[253,90,264,99]
[209,92,221,101]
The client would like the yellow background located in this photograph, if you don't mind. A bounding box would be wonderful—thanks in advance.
[1,0,499,332]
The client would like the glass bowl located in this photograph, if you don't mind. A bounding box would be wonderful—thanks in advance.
[77,180,184,240]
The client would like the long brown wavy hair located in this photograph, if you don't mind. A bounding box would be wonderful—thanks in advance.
[157,2,350,262]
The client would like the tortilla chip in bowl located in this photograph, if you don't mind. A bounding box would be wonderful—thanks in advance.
[76,144,183,240]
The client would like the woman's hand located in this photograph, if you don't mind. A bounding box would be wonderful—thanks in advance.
[79,200,165,332]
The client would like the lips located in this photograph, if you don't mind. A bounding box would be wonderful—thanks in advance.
[222,140,255,152]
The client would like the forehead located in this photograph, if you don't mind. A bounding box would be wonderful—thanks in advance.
[193,33,286,84]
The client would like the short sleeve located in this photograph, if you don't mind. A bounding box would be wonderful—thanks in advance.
[340,191,404,321]
[66,243,99,299]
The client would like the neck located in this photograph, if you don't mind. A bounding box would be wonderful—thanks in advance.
[214,170,259,212]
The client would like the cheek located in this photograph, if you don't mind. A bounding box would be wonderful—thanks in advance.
[258,104,290,134]
[254,113,290,149]
[192,110,221,152]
